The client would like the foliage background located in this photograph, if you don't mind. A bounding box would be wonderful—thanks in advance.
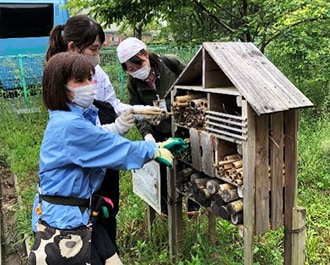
[1,0,330,263]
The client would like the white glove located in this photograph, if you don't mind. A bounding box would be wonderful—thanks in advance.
[133,105,167,126]
[105,110,135,135]
[144,133,156,142]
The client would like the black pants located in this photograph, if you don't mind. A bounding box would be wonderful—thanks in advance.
[94,168,120,251]
[91,222,117,265]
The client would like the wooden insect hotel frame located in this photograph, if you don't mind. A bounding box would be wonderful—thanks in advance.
[166,42,313,265]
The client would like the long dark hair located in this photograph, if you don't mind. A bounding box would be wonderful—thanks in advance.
[46,15,105,61]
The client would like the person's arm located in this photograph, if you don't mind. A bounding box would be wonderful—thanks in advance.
[126,78,155,137]
[94,65,132,116]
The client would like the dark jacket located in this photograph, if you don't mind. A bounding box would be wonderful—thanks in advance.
[127,54,185,140]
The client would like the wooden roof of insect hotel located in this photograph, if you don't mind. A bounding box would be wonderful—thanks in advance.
[174,42,313,115]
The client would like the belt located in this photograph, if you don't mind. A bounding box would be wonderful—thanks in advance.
[41,195,90,213]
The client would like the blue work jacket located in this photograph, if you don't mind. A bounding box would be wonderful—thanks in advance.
[32,104,156,231]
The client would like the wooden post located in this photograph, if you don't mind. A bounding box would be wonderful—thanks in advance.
[284,110,299,265]
[167,166,183,261]
[147,206,156,236]
[242,101,255,265]
[291,207,306,264]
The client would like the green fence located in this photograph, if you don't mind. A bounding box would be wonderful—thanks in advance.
[0,45,199,109]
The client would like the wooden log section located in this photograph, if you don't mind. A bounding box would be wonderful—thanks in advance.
[227,199,244,215]
[219,188,239,203]
[213,192,225,207]
[231,212,244,224]
[206,178,222,194]
[191,178,208,194]
[198,188,212,207]
[211,202,231,220]
[218,183,236,191]
[177,167,194,182]
[190,172,206,182]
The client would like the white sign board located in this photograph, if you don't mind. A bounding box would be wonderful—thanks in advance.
[132,160,162,214]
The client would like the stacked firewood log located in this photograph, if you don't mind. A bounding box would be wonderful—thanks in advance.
[172,94,207,129]
[176,167,244,225]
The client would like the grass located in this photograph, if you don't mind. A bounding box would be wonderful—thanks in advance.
[0,51,329,264]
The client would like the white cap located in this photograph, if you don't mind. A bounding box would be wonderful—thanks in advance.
[116,37,147,63]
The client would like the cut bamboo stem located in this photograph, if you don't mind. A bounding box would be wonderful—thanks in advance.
[133,110,174,115]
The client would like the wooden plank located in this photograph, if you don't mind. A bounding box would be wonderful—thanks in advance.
[204,49,233,88]
[175,46,203,87]
[189,128,202,171]
[200,131,215,177]
[175,85,241,95]
[167,167,183,261]
[284,109,298,265]
[254,114,270,235]
[291,206,306,265]
[242,100,255,265]
[208,211,217,244]
[203,42,313,115]
[270,112,284,229]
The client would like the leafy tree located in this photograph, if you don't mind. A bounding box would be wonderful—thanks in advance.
[66,0,330,52]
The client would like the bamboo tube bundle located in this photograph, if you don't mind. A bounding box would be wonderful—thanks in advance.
[189,98,208,110]
[232,167,243,179]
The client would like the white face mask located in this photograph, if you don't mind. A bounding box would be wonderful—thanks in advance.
[66,83,97,109]
[84,54,100,67]
[129,65,151,80]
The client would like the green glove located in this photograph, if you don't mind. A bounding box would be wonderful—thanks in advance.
[158,137,188,154]
[154,148,174,168]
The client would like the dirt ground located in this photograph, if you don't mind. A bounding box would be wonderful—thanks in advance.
[0,165,27,264]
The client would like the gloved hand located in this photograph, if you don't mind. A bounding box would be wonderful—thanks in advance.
[153,148,174,168]
[107,110,135,135]
[133,105,167,126]
[144,133,156,142]
[158,137,188,154]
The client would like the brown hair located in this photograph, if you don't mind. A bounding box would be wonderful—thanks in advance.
[42,52,95,111]
[46,14,105,61]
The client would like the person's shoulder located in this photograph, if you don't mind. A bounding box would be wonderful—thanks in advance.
[94,65,109,78]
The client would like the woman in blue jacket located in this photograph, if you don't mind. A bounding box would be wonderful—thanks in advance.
[28,52,179,265]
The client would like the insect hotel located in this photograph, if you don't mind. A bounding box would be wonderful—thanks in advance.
[166,42,313,265]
